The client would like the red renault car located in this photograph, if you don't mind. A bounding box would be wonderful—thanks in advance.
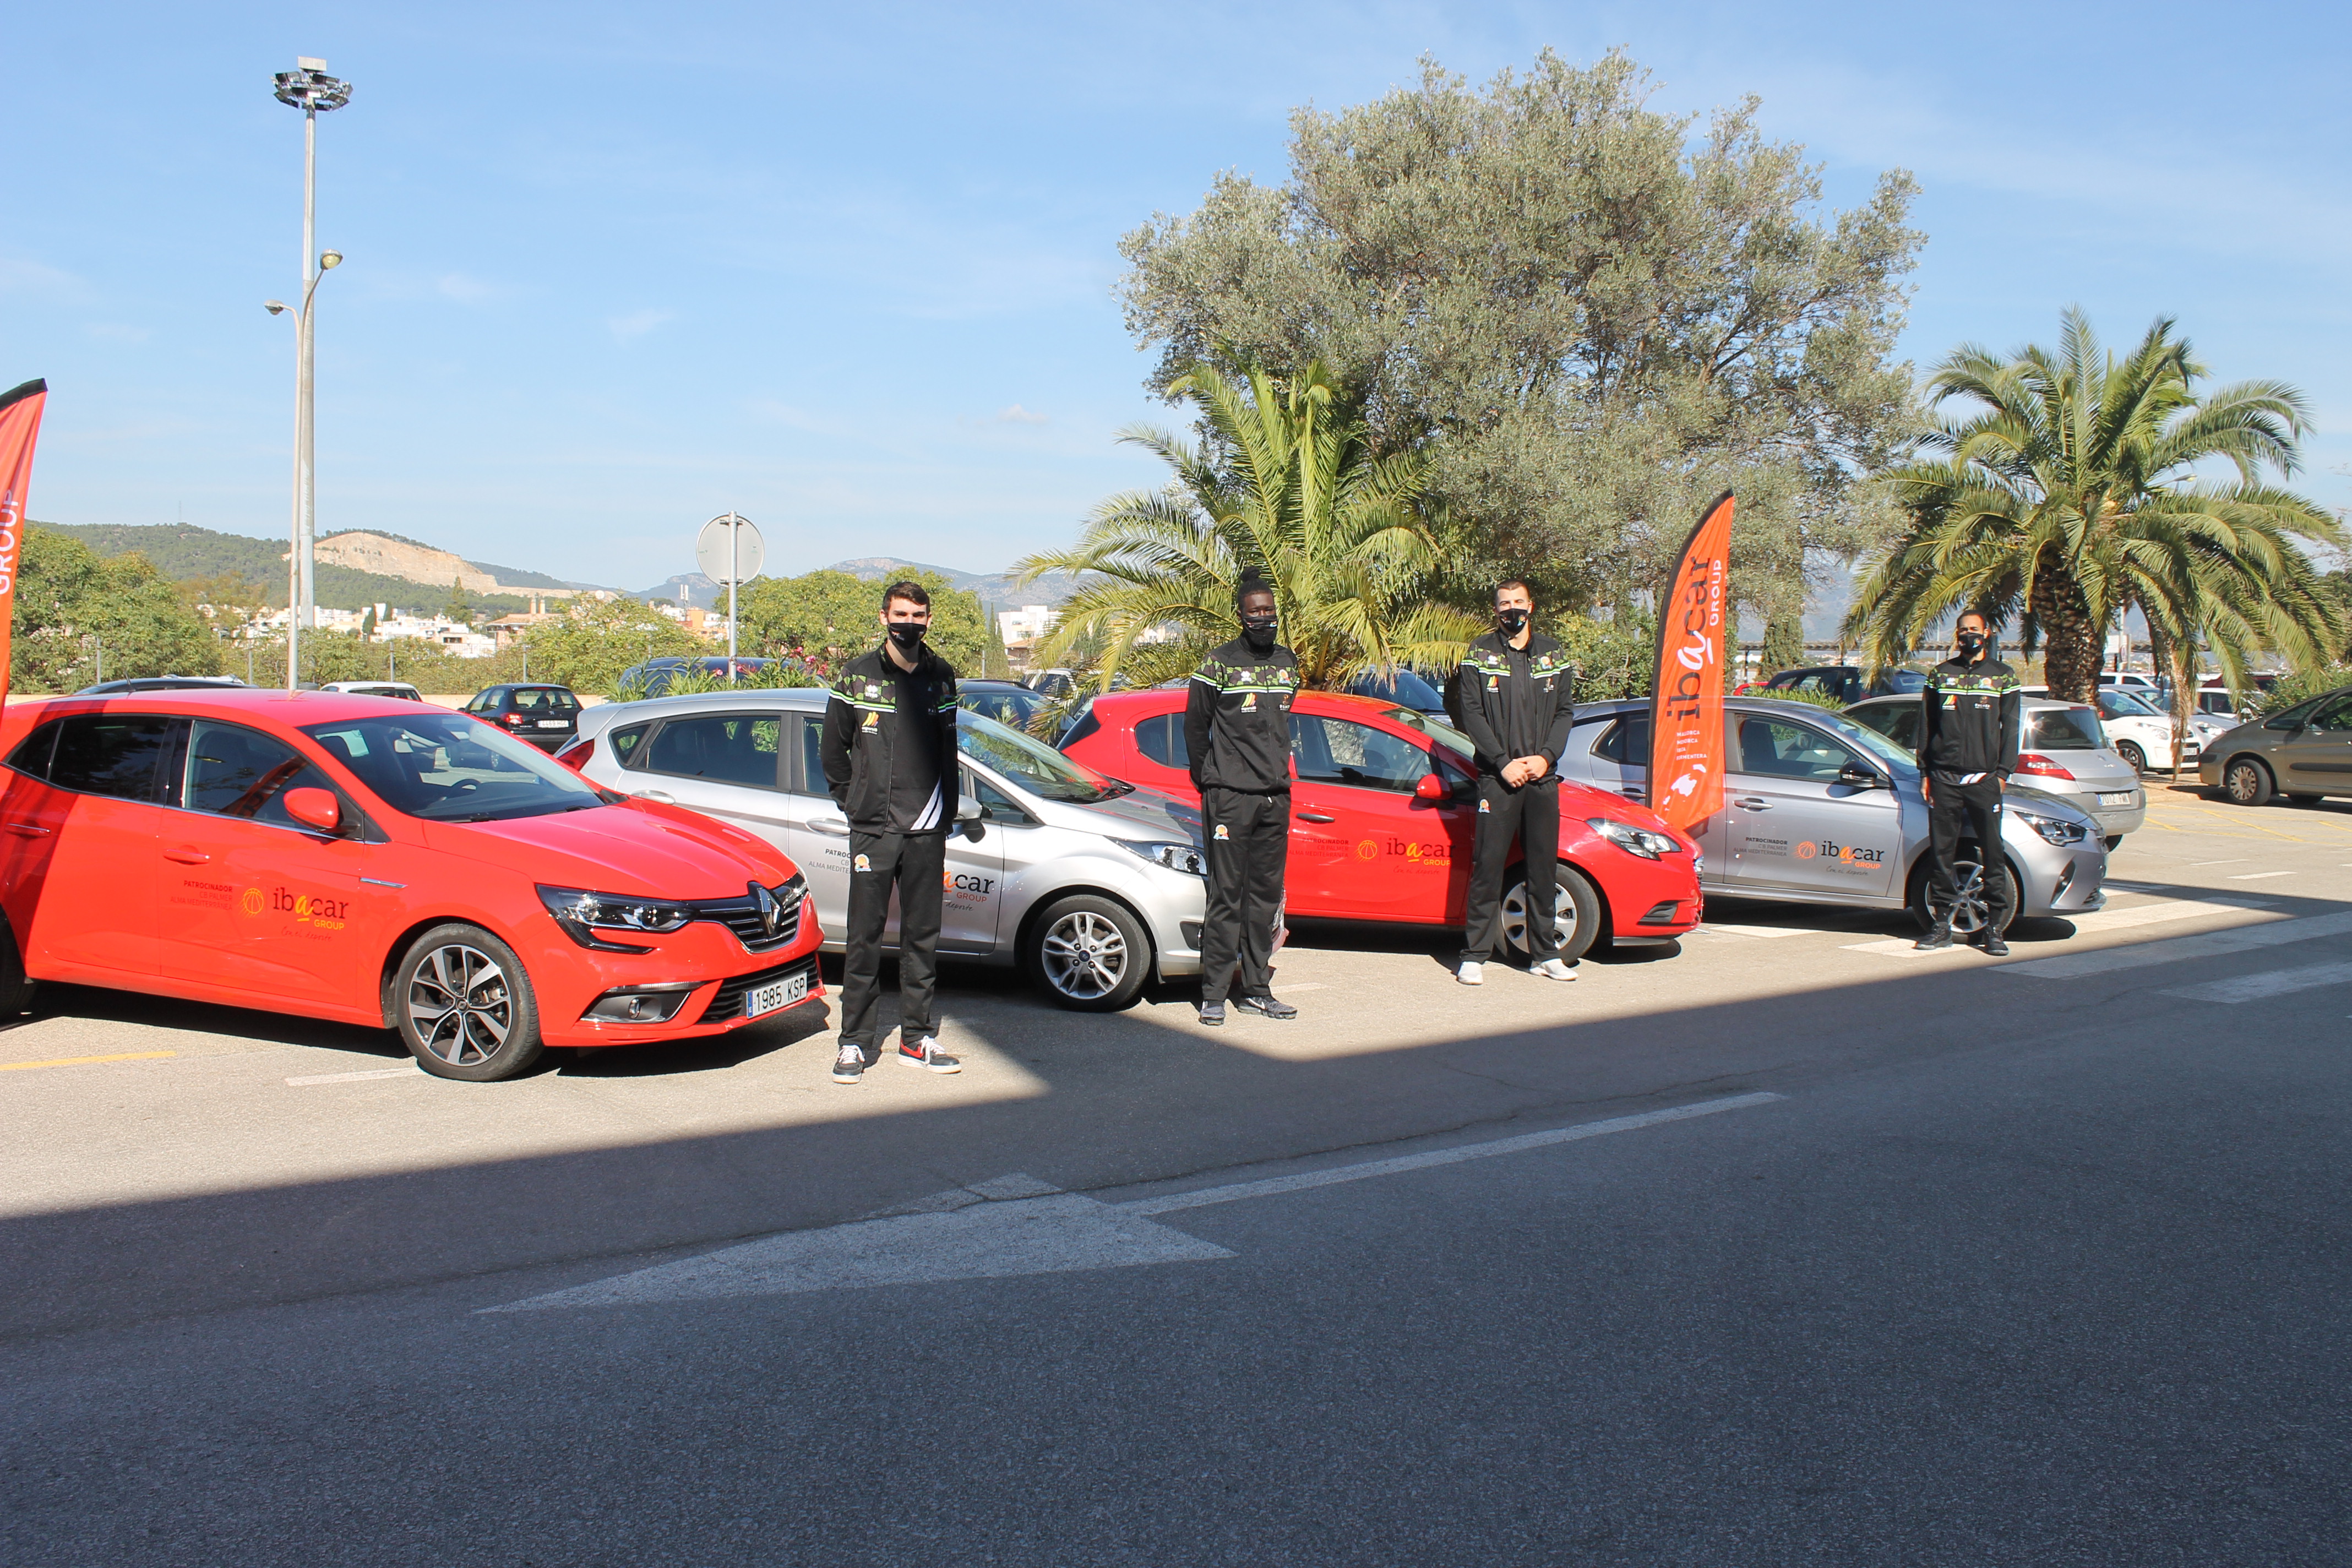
[1061,689,1701,957]
[0,690,823,1081]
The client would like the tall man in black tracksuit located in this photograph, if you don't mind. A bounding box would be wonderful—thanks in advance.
[1914,611,2023,955]
[1447,579,1581,984]
[821,581,964,1081]
[1185,574,1300,1027]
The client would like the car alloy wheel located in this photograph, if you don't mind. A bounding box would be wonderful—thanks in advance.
[1025,894,1151,1012]
[394,922,545,1081]
[1908,852,2017,937]
[2224,757,2274,807]
[1501,863,1603,962]
[2116,740,2146,775]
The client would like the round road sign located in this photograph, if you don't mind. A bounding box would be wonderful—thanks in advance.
[695,513,766,585]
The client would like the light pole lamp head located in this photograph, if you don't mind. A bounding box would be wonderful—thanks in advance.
[264,300,290,315]
[319,251,342,270]
[273,62,352,112]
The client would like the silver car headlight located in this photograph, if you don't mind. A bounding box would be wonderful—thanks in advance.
[2012,810,2089,847]
[1585,817,1683,860]
[1114,839,1207,877]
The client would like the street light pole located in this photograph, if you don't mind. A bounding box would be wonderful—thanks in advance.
[271,57,351,689]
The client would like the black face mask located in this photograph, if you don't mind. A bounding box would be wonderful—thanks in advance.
[1240,616,1278,652]
[1956,631,1985,656]
[1496,608,1529,636]
[886,622,927,652]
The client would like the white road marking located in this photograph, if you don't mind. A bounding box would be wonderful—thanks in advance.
[2101,881,2179,894]
[2000,912,2352,979]
[285,1067,417,1086]
[2159,961,2352,1005]
[1840,938,1982,956]
[2229,870,2296,880]
[488,1093,1785,1312]
[1703,923,1825,939]
[1841,896,2280,958]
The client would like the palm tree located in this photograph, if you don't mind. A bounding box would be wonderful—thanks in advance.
[1845,312,2343,718]
[1012,360,1482,690]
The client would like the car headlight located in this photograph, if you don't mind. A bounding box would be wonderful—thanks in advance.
[1114,839,1207,877]
[538,884,696,952]
[1585,817,1683,860]
[2012,810,2089,847]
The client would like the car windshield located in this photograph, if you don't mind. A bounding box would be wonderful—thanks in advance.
[956,710,1121,803]
[301,712,608,822]
[2100,689,2161,717]
[2026,707,2107,750]
[1371,704,1476,758]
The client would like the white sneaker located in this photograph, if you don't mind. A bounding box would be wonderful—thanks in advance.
[1532,958,1578,982]
[1456,961,1484,986]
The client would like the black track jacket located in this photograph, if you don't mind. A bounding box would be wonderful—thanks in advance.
[1917,654,2022,782]
[1447,631,1577,778]
[822,646,960,830]
[1184,636,1300,793]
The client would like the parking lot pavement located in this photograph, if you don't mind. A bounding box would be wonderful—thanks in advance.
[5,781,2352,1559]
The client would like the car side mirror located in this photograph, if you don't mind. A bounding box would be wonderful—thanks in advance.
[283,787,342,833]
[1836,765,1883,791]
[956,792,986,842]
[1414,774,1447,802]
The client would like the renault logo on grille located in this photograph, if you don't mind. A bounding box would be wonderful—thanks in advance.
[752,881,780,938]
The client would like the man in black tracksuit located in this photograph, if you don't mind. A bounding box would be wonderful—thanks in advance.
[1185,574,1299,1026]
[1447,579,1580,983]
[820,581,963,1081]
[1914,611,2023,954]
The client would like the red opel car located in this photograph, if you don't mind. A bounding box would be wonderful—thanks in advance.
[0,691,823,1081]
[1061,689,1701,956]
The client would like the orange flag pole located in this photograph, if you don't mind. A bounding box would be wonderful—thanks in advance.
[1647,490,1736,837]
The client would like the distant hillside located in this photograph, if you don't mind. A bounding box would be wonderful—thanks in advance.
[826,557,1082,608]
[32,521,532,616]
[320,530,580,592]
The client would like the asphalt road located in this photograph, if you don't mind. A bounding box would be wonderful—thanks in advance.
[6,783,2351,1565]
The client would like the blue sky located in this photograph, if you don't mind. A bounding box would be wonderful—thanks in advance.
[8,1,2346,594]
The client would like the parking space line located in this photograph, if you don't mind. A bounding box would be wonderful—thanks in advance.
[0,1050,177,1073]
[2158,961,2352,1005]
[1703,923,1827,939]
[285,1067,418,1086]
[2000,912,2352,979]
[2229,871,2296,880]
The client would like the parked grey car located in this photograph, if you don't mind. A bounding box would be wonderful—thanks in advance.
[1557,698,2108,936]
[2197,683,2352,806]
[563,689,1206,1010]
[1844,694,2146,847]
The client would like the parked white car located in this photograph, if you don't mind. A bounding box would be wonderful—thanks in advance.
[2021,685,2204,776]
[560,689,1207,1011]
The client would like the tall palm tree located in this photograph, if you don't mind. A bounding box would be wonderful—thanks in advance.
[1013,359,1482,690]
[1845,311,2343,711]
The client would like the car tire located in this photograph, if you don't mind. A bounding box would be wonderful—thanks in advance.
[1501,862,1603,963]
[1025,894,1152,1012]
[0,914,36,1017]
[393,923,546,1082]
[2223,756,2275,807]
[1908,850,2018,937]
[2104,835,2124,851]
[2116,741,2146,775]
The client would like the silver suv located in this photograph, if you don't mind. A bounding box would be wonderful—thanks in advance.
[1844,694,2146,846]
[563,690,1206,1010]
[1556,698,2108,937]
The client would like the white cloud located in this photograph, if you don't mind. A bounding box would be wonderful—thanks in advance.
[607,308,675,341]
[995,404,1048,425]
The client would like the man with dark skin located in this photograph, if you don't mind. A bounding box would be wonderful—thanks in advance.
[1184,573,1300,1026]
[1914,610,2023,955]
[1448,579,1580,983]
[820,581,963,1081]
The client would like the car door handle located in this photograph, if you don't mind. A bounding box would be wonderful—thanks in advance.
[4,821,50,837]
[807,816,852,837]
[633,789,675,804]
[1294,810,1337,823]
[1618,786,1646,801]
[1732,797,1771,810]
[163,846,212,864]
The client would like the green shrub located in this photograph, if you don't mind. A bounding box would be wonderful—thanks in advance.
[2258,665,2352,717]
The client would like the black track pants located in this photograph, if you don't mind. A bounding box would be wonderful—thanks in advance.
[1462,777,1562,965]
[1201,786,1288,1003]
[839,829,948,1047]
[1924,778,2015,930]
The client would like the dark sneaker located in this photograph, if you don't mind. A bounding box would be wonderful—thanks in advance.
[1913,926,1954,951]
[1234,993,1298,1020]
[897,1036,961,1074]
[831,1044,868,1084]
[1198,999,1226,1027]
[1981,933,2011,957]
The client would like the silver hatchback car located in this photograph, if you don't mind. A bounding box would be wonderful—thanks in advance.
[1557,698,2108,935]
[563,690,1207,1010]
[1844,694,2146,847]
